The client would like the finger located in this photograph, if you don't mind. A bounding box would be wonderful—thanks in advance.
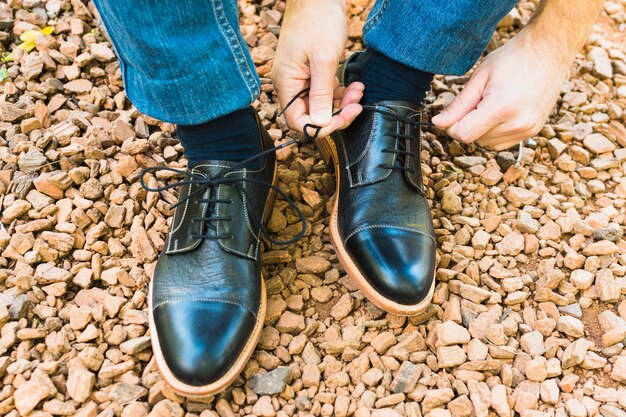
[281,97,310,133]
[334,82,364,108]
[447,98,505,143]
[340,88,363,108]
[317,102,363,137]
[275,74,311,131]
[474,125,529,145]
[475,136,522,151]
[309,57,338,127]
[475,133,525,151]
[340,82,365,106]
[432,70,488,128]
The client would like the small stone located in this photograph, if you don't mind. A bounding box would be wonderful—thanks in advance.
[423,388,455,413]
[448,395,475,417]
[362,368,384,386]
[9,294,33,319]
[302,363,320,387]
[276,311,305,334]
[109,382,148,404]
[496,232,525,256]
[540,379,559,405]
[611,356,626,383]
[490,384,511,417]
[583,133,615,154]
[442,190,462,214]
[64,79,93,93]
[582,240,618,256]
[503,187,539,207]
[520,331,544,355]
[480,167,503,186]
[18,149,47,173]
[251,366,292,395]
[454,156,487,168]
[330,293,353,320]
[593,223,623,242]
[437,345,466,368]
[66,367,95,402]
[90,43,115,61]
[566,399,587,417]
[436,321,471,345]
[390,361,421,393]
[371,331,396,353]
[295,256,331,274]
[311,286,333,303]
[119,336,151,355]
[562,338,592,368]
[570,269,594,289]
[471,230,491,250]
[525,357,547,382]
[556,316,584,338]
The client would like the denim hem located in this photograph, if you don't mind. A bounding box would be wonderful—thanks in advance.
[212,0,260,102]
[362,0,519,75]
[362,0,389,35]
[93,0,260,125]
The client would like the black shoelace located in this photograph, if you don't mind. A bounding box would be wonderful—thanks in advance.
[139,88,329,246]
[139,89,434,245]
[361,105,433,175]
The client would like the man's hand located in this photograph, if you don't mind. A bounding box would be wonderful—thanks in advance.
[432,0,603,151]
[272,0,363,137]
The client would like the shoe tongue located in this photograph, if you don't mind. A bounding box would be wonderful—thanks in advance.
[189,160,244,178]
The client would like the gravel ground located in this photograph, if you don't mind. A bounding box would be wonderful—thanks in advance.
[1,0,626,416]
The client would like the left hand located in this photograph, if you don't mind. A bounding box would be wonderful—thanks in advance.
[432,32,571,151]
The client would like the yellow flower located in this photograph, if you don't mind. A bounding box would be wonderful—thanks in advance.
[4,26,54,62]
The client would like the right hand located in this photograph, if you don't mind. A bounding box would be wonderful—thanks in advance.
[272,0,364,137]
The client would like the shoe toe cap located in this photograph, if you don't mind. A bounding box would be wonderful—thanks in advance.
[153,300,256,387]
[345,227,435,306]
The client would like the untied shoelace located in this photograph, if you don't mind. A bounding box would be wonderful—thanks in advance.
[139,88,331,246]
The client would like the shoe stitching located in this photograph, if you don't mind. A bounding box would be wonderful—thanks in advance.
[166,172,209,252]
[346,110,381,168]
[216,174,260,261]
[343,224,436,246]
[153,297,257,317]
[342,106,397,187]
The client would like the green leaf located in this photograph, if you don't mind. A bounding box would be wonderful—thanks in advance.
[0,68,7,82]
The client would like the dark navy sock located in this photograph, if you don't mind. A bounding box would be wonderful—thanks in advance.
[347,49,434,105]
[176,106,263,168]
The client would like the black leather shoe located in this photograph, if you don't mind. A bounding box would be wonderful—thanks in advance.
[317,56,436,316]
[141,113,291,396]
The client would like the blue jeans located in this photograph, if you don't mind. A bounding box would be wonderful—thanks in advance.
[94,0,518,125]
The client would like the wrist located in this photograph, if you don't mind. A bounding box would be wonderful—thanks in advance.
[520,0,601,66]
[285,0,344,17]
[514,25,576,70]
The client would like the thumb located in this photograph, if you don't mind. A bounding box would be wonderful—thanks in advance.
[432,70,487,128]
[309,57,337,127]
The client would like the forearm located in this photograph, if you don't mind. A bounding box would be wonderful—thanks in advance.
[520,0,603,63]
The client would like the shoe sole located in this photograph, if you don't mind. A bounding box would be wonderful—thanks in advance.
[318,135,435,316]
[148,163,277,397]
